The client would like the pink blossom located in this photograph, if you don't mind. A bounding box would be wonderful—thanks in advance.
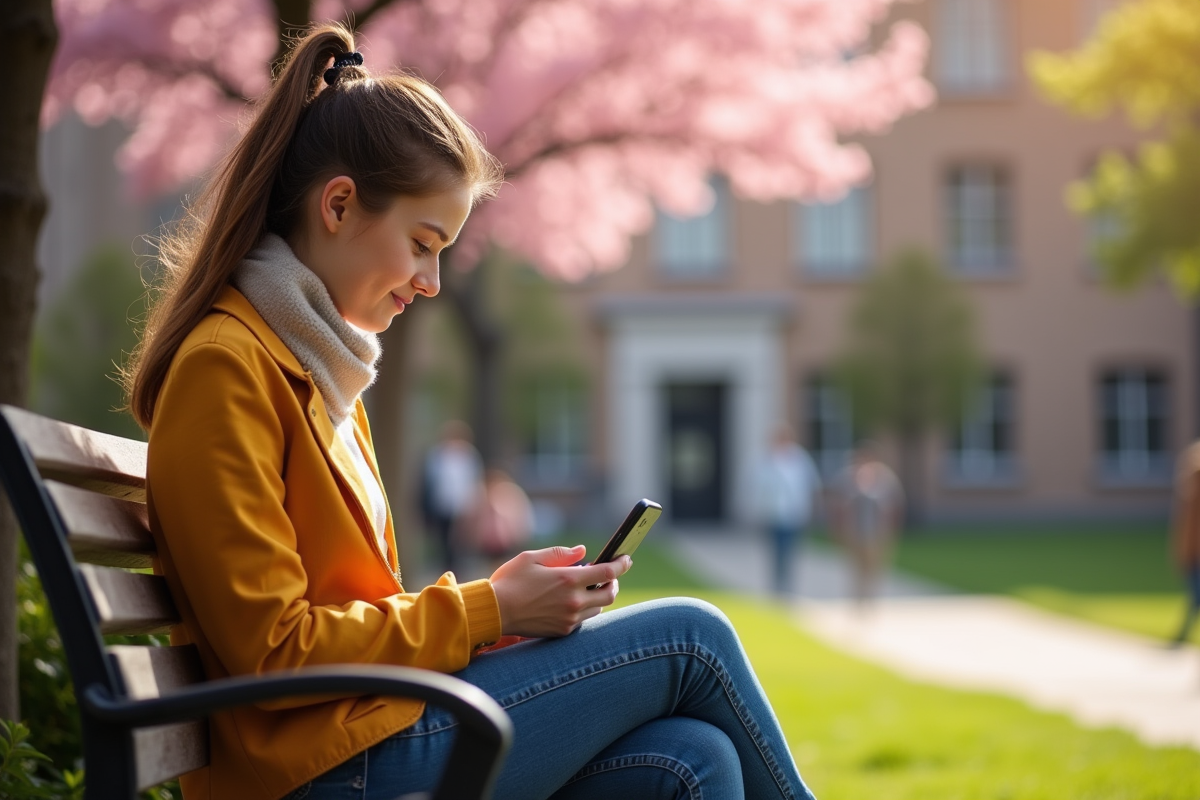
[46,0,934,278]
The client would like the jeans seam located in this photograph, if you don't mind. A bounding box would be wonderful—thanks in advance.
[361,745,368,800]
[562,752,703,800]
[394,641,794,800]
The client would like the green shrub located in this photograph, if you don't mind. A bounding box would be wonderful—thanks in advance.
[0,720,84,800]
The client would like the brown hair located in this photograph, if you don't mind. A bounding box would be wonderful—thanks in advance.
[124,23,504,428]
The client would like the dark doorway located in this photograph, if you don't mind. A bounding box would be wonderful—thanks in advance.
[664,382,727,523]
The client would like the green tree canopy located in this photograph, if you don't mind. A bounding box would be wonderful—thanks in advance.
[1029,0,1200,298]
[833,248,984,519]
[30,245,146,440]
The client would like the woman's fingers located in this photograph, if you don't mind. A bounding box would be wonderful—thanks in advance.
[577,555,632,589]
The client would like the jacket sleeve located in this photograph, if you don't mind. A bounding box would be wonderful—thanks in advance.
[148,339,502,699]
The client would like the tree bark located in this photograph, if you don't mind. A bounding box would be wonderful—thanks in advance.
[897,431,923,530]
[0,0,57,722]
[370,303,424,585]
[443,261,506,466]
[272,0,313,68]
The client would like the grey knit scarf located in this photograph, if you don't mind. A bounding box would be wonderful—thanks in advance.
[232,233,381,427]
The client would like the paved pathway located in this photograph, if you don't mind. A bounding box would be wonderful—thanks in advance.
[663,528,1200,751]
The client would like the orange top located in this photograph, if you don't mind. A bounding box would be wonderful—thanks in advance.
[1173,440,1200,567]
[147,286,502,800]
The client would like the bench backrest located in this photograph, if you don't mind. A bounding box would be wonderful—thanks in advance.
[0,405,208,793]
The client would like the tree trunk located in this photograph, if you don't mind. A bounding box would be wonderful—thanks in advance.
[370,303,424,585]
[272,0,313,67]
[1194,304,1200,437]
[0,0,57,722]
[897,431,923,530]
[443,260,506,466]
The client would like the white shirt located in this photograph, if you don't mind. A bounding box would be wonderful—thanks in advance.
[336,417,389,559]
[758,443,823,526]
[425,441,483,518]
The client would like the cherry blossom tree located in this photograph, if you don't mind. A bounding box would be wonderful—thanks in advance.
[45,0,933,463]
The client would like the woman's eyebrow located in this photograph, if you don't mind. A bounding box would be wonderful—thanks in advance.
[418,222,450,243]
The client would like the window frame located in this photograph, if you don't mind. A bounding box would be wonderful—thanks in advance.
[1095,366,1172,487]
[653,176,733,282]
[936,0,1013,97]
[944,370,1021,488]
[944,162,1016,276]
[793,185,875,280]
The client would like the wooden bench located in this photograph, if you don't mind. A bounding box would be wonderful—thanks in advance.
[0,405,512,800]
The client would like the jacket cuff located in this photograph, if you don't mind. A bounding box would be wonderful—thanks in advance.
[460,579,503,647]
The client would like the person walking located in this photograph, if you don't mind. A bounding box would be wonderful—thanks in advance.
[831,442,904,608]
[758,425,823,596]
[1169,439,1200,646]
[461,468,535,572]
[422,420,484,575]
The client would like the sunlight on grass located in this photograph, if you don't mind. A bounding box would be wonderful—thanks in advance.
[614,588,1200,800]
[893,526,1197,644]
[1014,587,1199,645]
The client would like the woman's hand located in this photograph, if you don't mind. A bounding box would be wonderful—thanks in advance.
[490,545,632,638]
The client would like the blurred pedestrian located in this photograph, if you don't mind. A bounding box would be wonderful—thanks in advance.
[1169,439,1200,647]
[420,420,483,575]
[831,441,904,607]
[461,468,535,571]
[757,424,823,596]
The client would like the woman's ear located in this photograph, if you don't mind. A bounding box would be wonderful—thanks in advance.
[318,175,358,234]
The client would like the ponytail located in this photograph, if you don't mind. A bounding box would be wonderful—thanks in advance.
[124,23,502,428]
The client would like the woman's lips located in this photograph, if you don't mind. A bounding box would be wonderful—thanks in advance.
[391,292,409,312]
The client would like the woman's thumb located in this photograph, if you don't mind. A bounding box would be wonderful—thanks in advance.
[537,544,587,566]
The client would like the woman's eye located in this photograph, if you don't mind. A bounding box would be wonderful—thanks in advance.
[414,241,432,256]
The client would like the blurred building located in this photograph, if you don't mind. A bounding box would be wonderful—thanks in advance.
[544,0,1191,527]
[36,0,1186,529]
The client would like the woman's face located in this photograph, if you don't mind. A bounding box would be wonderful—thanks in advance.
[294,177,473,333]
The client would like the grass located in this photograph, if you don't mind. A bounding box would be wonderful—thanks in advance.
[590,538,1200,797]
[893,525,1198,644]
[640,590,1200,800]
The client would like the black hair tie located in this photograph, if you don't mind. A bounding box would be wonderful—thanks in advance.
[324,51,364,86]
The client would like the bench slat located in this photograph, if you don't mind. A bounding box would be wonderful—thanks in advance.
[110,646,210,788]
[47,481,154,568]
[109,645,205,700]
[133,722,208,790]
[1,406,146,502]
[80,565,178,635]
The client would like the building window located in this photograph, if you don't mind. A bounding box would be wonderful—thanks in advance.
[1099,369,1170,483]
[806,375,854,477]
[948,372,1017,484]
[794,186,873,277]
[523,383,587,484]
[946,164,1013,273]
[937,0,1009,93]
[655,177,730,278]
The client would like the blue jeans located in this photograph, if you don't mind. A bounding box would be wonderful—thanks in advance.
[769,523,804,596]
[285,597,816,800]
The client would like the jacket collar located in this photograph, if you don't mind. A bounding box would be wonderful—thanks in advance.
[212,285,309,381]
[212,285,398,576]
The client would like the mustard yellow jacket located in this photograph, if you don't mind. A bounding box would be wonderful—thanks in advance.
[147,286,502,800]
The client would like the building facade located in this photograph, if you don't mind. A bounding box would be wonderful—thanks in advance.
[540,0,1191,527]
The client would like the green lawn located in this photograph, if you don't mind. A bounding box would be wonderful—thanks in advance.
[893,525,1198,644]
[612,585,1200,799]
[584,538,1200,798]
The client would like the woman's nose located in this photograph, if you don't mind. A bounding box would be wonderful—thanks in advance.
[413,258,440,298]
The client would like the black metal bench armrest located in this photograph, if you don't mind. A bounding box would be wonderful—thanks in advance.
[81,664,512,800]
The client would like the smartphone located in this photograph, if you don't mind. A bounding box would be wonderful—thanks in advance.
[587,499,662,589]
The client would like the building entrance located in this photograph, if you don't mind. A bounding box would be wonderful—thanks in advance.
[664,382,727,523]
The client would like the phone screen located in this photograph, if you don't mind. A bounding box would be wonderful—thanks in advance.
[593,499,662,565]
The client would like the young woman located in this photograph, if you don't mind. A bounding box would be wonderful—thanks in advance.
[132,22,817,800]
